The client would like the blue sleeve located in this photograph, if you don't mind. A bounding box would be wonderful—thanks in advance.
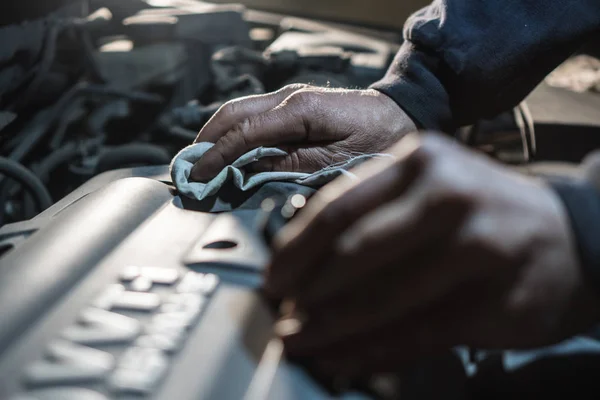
[370,0,600,132]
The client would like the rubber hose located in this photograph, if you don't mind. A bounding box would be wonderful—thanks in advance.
[33,141,100,183]
[94,143,171,174]
[0,157,53,214]
[168,126,198,141]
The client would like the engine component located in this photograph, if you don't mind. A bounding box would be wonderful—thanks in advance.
[95,42,190,89]
[134,3,252,46]
[459,102,536,164]
[266,17,397,87]
[0,166,461,400]
[1,3,599,398]
[2,0,565,229]
[0,157,52,221]
[0,0,408,229]
[94,143,171,174]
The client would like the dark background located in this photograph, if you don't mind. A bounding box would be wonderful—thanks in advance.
[0,0,81,26]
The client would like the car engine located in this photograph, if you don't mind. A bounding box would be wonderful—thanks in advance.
[2,2,600,400]
[0,0,403,227]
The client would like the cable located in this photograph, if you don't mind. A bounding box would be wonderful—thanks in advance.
[7,82,163,164]
[9,20,64,111]
[168,126,198,141]
[519,101,536,159]
[32,141,88,183]
[513,101,536,163]
[0,157,53,217]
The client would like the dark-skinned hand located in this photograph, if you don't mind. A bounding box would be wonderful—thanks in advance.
[266,132,600,379]
[189,85,417,181]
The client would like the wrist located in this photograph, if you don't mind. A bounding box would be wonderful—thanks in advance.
[369,42,454,133]
[369,89,418,140]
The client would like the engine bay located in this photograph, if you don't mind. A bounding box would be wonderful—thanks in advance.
[0,0,404,227]
[3,2,600,399]
[2,0,600,228]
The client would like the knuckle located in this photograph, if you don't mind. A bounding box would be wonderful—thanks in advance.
[232,117,252,135]
[425,166,478,211]
[388,137,430,181]
[287,90,317,107]
[406,133,451,168]
[220,101,239,119]
[392,134,432,167]
[230,118,253,143]
[207,141,228,167]
[413,134,443,161]
[423,183,473,214]
[217,129,243,157]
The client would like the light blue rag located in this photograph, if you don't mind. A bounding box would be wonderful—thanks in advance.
[170,142,389,201]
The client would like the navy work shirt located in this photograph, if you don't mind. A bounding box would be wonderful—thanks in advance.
[370,0,600,293]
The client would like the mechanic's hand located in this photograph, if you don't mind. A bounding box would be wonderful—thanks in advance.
[266,132,600,378]
[189,85,417,182]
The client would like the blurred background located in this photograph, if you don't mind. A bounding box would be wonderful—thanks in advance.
[208,0,428,29]
[1,0,600,229]
[1,0,427,29]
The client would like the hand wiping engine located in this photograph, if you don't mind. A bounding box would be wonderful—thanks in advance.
[170,142,390,201]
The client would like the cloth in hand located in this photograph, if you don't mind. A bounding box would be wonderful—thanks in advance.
[170,142,389,201]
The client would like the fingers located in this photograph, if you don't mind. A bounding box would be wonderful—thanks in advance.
[190,86,420,182]
[281,282,480,376]
[247,144,360,174]
[311,318,458,377]
[295,186,472,307]
[194,84,308,144]
[189,89,320,182]
[264,134,427,298]
[278,248,475,356]
[246,147,332,174]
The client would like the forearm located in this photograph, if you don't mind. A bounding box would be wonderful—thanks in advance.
[371,0,600,132]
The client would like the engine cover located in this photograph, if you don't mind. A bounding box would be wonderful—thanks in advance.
[0,167,416,400]
[2,167,597,399]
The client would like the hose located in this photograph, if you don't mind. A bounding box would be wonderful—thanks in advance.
[94,143,171,174]
[0,157,53,217]
[9,20,63,111]
[7,83,163,164]
[33,141,97,183]
[168,126,198,142]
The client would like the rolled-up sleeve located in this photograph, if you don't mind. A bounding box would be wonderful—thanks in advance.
[371,0,600,132]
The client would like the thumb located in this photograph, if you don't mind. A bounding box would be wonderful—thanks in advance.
[190,93,319,182]
[195,84,310,144]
